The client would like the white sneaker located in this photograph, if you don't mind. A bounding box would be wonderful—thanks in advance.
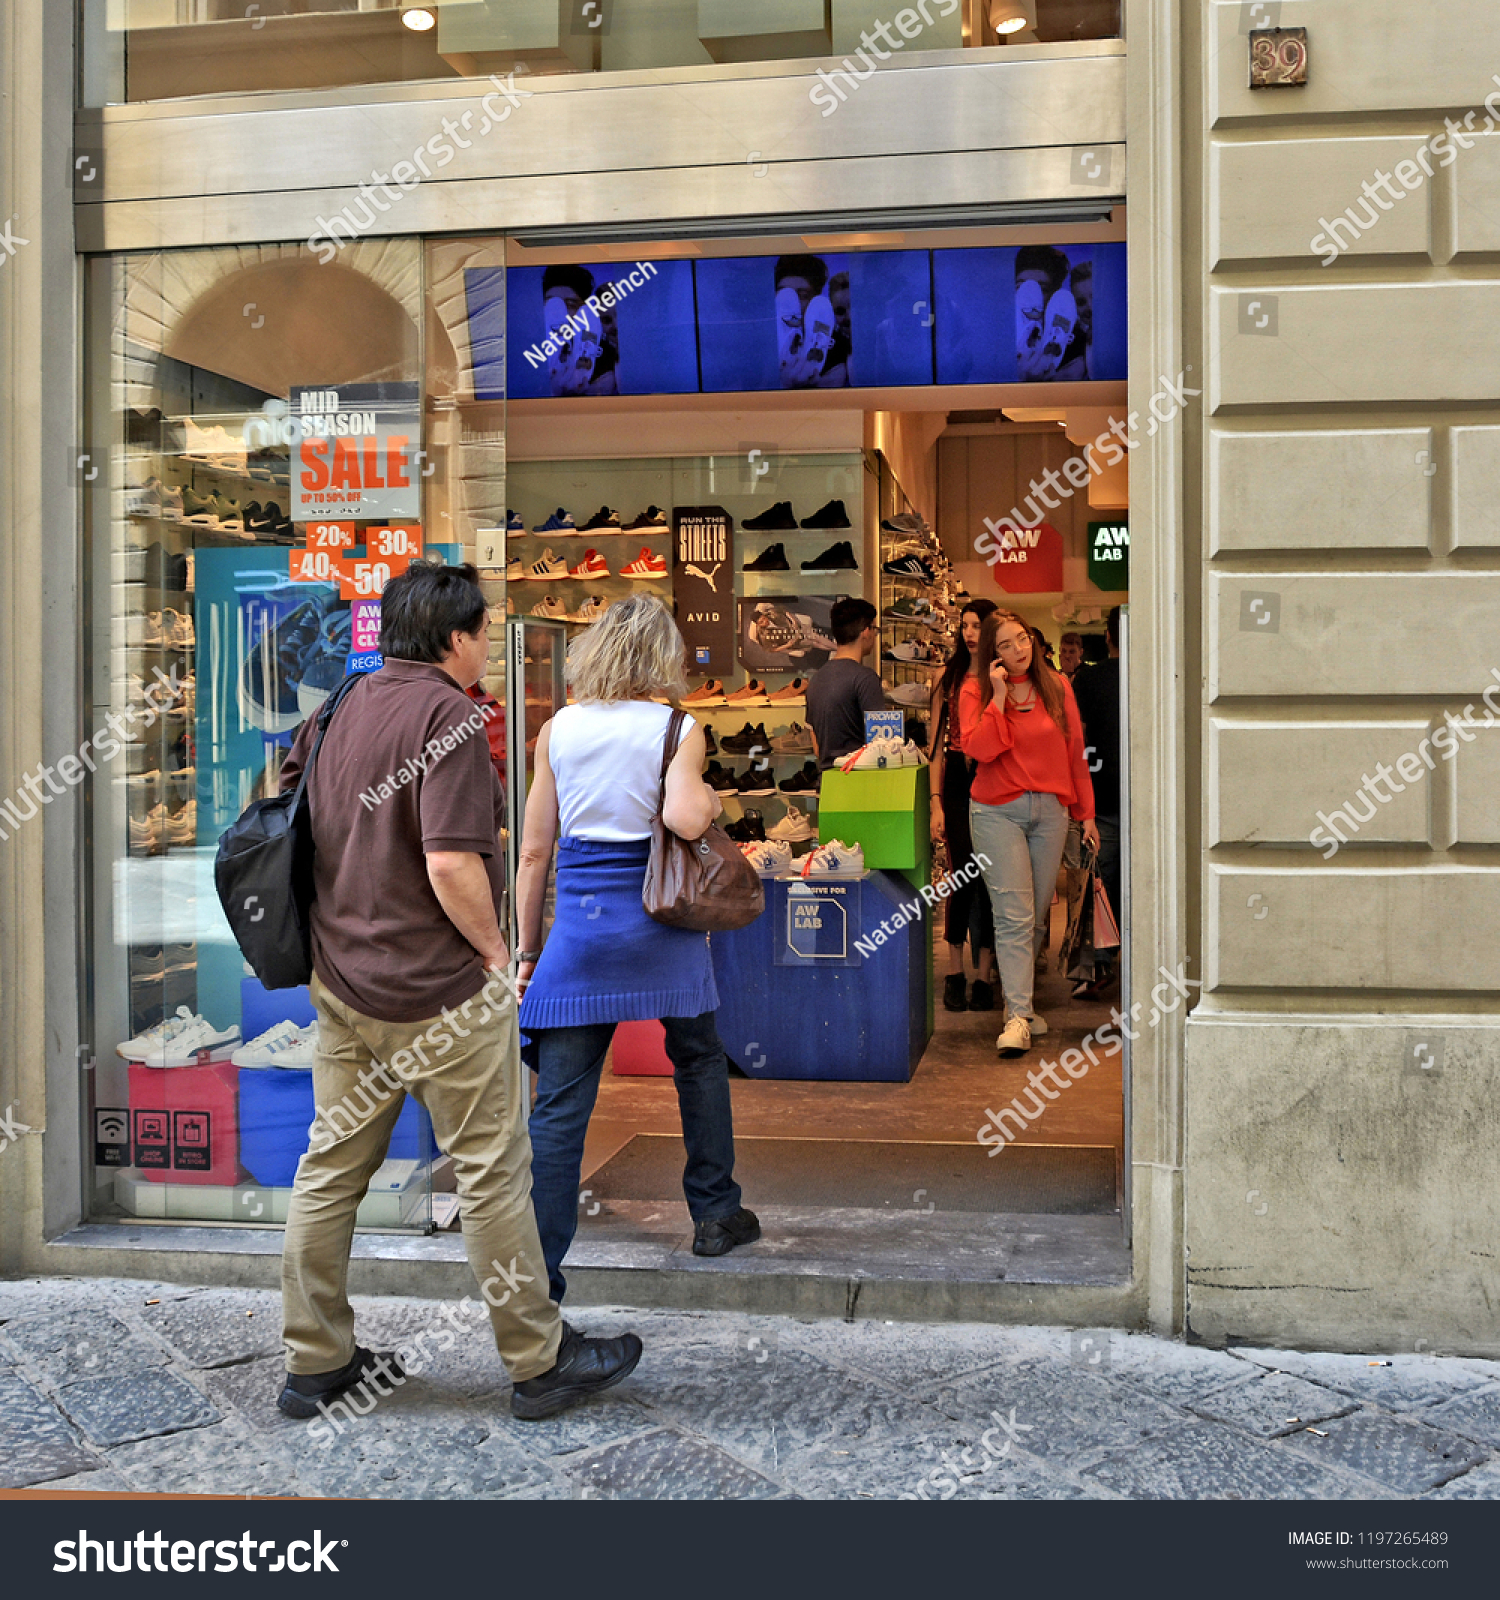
[886,682,930,707]
[138,1011,241,1068]
[766,804,814,843]
[162,608,194,648]
[531,596,569,620]
[800,838,865,876]
[1028,1012,1048,1038]
[575,596,609,624]
[125,611,164,648]
[118,1003,196,1061]
[839,735,904,772]
[526,548,567,581]
[996,1014,1032,1058]
[232,1020,318,1069]
[900,739,929,767]
[741,839,793,873]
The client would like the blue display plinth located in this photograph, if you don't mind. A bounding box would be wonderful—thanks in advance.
[709,869,930,1081]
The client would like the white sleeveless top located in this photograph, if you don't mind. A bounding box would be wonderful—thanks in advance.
[548,700,676,841]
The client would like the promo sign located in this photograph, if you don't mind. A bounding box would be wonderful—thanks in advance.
[987,520,1064,595]
[290,382,421,523]
[673,505,736,676]
[1088,519,1129,590]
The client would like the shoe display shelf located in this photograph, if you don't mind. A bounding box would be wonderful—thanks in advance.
[876,490,953,719]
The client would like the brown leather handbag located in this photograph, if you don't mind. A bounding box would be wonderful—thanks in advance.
[642,709,766,932]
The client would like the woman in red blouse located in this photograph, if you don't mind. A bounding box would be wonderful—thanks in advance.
[959,610,1098,1058]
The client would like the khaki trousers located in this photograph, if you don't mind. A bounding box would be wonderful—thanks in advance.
[281,972,562,1382]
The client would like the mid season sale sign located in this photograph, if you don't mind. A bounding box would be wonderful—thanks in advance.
[290,382,421,523]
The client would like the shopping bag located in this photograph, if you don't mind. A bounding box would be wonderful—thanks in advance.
[1092,871,1121,952]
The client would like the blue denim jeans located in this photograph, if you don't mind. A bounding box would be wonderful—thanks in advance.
[969,793,1071,1024]
[527,1011,743,1303]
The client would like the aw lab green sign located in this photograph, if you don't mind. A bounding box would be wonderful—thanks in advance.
[1088,521,1129,590]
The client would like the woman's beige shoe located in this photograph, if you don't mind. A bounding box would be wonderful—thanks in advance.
[996,1014,1031,1058]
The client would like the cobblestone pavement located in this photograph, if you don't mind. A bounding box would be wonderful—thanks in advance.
[3,1276,1499,1500]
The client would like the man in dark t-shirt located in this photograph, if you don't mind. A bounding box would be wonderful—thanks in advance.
[806,598,885,769]
[275,561,639,1426]
[1071,605,1122,992]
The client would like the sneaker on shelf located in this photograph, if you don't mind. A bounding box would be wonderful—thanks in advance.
[580,505,620,533]
[682,679,726,707]
[723,679,766,706]
[128,805,166,854]
[742,839,794,872]
[724,808,766,843]
[531,596,570,620]
[742,500,798,532]
[125,610,165,648]
[839,734,905,772]
[136,1010,242,1068]
[735,766,776,797]
[704,762,739,794]
[620,547,668,579]
[526,548,568,581]
[799,499,851,529]
[801,540,858,573]
[125,477,165,519]
[885,640,931,663]
[214,496,245,533]
[506,509,525,531]
[801,839,865,876]
[766,804,815,842]
[882,553,935,581]
[743,543,790,572]
[622,505,669,531]
[703,724,717,756]
[768,721,813,754]
[889,595,936,619]
[232,1019,319,1070]
[880,513,924,534]
[117,1003,197,1061]
[719,721,770,755]
[164,803,196,847]
[574,595,610,625]
[765,678,807,704]
[533,508,576,533]
[567,548,610,580]
[181,487,222,528]
[899,740,929,768]
[887,681,931,707]
[159,483,185,522]
[778,761,821,795]
[996,1013,1032,1058]
[162,608,195,649]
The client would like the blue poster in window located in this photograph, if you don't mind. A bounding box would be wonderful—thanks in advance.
[776,881,862,967]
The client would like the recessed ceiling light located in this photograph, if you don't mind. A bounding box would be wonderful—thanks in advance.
[402,8,437,32]
[988,1,1036,35]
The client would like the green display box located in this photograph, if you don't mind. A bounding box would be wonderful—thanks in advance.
[819,765,930,873]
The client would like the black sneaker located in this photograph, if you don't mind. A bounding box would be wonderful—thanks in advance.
[692,1206,761,1257]
[743,501,797,531]
[801,540,857,573]
[778,761,820,795]
[943,973,967,1012]
[882,553,935,581]
[277,1345,406,1420]
[510,1320,643,1421]
[705,761,739,793]
[969,979,995,1012]
[725,808,765,843]
[703,725,718,756]
[744,543,789,571]
[581,505,620,532]
[720,721,770,754]
[736,766,776,796]
[799,499,850,529]
[623,505,669,531]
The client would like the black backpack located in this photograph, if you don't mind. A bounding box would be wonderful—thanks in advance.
[214,672,364,989]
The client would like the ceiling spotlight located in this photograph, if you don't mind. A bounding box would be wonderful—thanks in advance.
[402,7,437,31]
[988,1,1036,35]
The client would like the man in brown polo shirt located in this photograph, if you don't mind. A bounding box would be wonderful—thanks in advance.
[276,561,641,1422]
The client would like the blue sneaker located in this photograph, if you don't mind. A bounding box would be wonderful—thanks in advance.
[506,509,525,531]
[533,507,575,533]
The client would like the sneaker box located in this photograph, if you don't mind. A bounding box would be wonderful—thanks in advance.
[817,766,930,873]
[127,1060,243,1185]
[611,1019,675,1077]
[708,869,930,1081]
[236,1067,440,1188]
[113,1160,431,1226]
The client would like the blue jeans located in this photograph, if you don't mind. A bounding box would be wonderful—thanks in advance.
[528,1011,744,1303]
[969,793,1071,1024]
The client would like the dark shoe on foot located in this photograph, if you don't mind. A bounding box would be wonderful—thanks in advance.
[277,1345,406,1419]
[692,1206,761,1257]
[943,972,967,1012]
[969,979,995,1011]
[510,1320,643,1420]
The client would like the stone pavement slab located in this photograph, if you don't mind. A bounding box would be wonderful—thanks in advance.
[1283,1409,1487,1495]
[1190,1370,1358,1439]
[1234,1346,1498,1412]
[567,1427,782,1500]
[137,1289,283,1368]
[0,1308,170,1383]
[55,1367,220,1448]
[1067,1328,1253,1406]
[108,1417,310,1497]
[0,1369,102,1488]
[1425,1385,1500,1451]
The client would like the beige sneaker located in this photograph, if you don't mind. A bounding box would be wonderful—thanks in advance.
[1029,1013,1048,1038]
[996,1014,1031,1058]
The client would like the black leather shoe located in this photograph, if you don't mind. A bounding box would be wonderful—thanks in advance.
[277,1345,406,1419]
[511,1321,643,1420]
[692,1206,761,1257]
[969,979,995,1012]
[943,973,967,1012]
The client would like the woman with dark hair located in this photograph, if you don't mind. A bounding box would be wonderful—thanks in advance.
[928,599,998,1012]
[960,610,1098,1059]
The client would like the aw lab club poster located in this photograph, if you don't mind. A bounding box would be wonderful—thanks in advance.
[673,505,736,679]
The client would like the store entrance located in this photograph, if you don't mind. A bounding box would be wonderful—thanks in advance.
[504,222,1132,1288]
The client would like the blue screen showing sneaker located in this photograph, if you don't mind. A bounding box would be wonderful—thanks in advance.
[932,242,1127,386]
[696,249,933,393]
[482,261,700,400]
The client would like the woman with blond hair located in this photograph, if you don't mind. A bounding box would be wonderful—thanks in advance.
[517,594,758,1305]
[959,609,1098,1059]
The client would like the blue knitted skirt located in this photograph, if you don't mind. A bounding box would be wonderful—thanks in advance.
[518,836,720,1049]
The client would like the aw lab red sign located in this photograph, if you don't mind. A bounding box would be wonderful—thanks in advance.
[290,382,420,523]
[982,520,1063,594]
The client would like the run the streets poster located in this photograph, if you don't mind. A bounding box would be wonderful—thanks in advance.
[673,505,736,679]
